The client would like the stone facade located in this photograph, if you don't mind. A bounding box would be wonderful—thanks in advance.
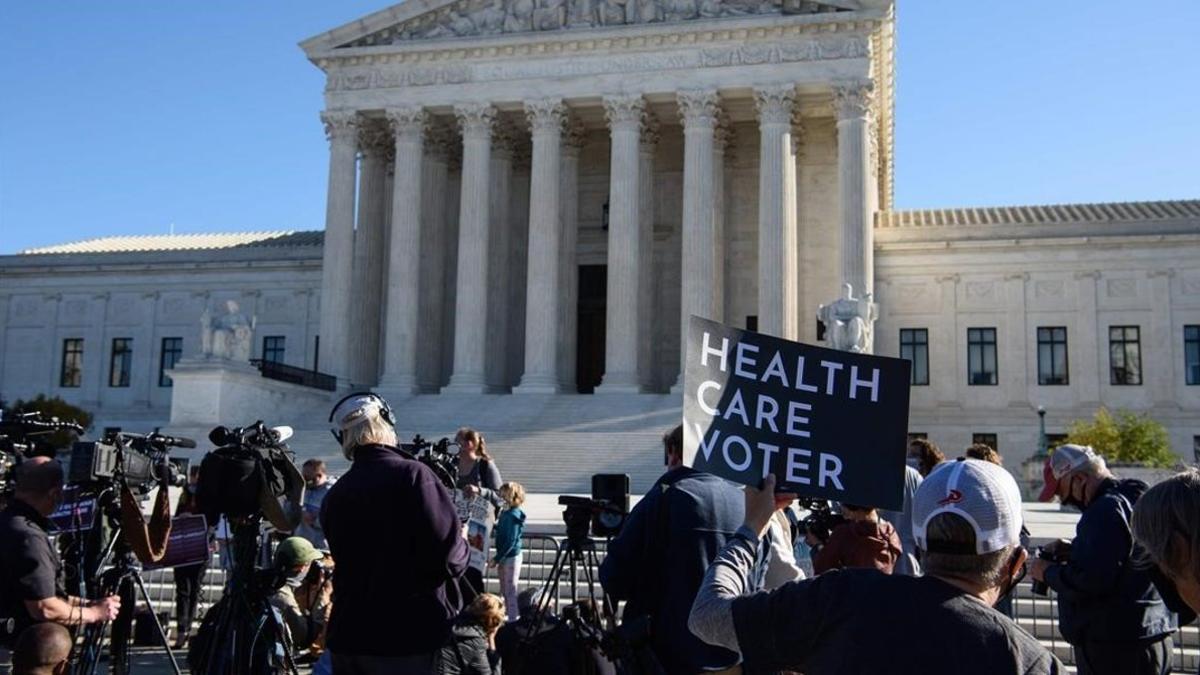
[1,1,1198,481]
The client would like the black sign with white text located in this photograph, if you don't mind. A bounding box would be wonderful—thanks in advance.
[683,316,911,511]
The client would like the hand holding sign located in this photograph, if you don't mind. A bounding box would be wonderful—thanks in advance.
[743,475,798,538]
[683,316,911,511]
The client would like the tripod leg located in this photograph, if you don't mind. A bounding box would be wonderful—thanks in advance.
[132,573,183,675]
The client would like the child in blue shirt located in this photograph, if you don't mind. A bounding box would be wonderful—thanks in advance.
[491,481,526,622]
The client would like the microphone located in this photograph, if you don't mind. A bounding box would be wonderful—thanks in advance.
[147,432,197,449]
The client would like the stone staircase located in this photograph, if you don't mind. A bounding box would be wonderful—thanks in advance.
[166,392,680,494]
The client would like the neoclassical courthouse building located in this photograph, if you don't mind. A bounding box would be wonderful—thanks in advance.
[2,0,1198,491]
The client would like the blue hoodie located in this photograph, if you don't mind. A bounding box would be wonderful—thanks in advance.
[493,506,526,563]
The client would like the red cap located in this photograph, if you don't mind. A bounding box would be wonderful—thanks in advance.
[1037,458,1059,502]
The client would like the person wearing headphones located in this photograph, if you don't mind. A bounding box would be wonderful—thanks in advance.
[319,393,469,674]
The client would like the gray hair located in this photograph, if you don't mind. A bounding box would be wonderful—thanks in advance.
[341,413,397,461]
[922,512,1015,589]
[1131,469,1200,584]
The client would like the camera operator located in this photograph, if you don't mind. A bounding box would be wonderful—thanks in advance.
[0,458,120,646]
[496,588,573,675]
[600,424,798,674]
[1030,445,1177,675]
[690,460,1063,674]
[269,536,328,652]
[320,393,469,674]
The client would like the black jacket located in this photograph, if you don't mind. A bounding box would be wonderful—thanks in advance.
[320,444,469,656]
[599,466,745,674]
[1044,478,1177,644]
[433,621,500,675]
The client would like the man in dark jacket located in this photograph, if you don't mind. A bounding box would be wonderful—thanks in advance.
[321,393,470,674]
[599,424,749,674]
[1031,444,1177,675]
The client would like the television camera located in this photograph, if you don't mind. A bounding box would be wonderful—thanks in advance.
[793,496,846,544]
[403,434,460,490]
[1,410,84,496]
[67,429,194,496]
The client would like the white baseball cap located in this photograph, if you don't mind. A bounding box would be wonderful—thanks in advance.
[912,459,1023,555]
[330,394,385,432]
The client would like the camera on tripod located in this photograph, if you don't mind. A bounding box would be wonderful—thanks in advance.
[1,410,85,495]
[196,421,298,522]
[67,428,194,495]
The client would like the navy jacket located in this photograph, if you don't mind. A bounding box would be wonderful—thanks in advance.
[600,466,744,674]
[321,444,470,656]
[1044,478,1177,644]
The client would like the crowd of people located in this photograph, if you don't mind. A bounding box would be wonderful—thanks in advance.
[3,392,1200,675]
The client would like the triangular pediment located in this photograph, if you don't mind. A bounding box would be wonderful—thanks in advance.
[304,0,878,51]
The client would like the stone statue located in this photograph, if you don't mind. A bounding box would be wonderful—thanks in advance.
[200,300,257,362]
[633,0,664,23]
[533,0,568,30]
[816,283,878,353]
[473,0,508,33]
[504,0,536,31]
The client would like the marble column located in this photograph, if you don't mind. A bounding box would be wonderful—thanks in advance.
[485,125,515,392]
[835,79,875,300]
[754,86,799,340]
[1073,271,1102,406]
[516,98,567,393]
[317,110,359,387]
[637,114,659,392]
[1004,273,1029,406]
[596,95,645,393]
[445,103,495,394]
[673,90,720,392]
[1148,270,1176,407]
[713,118,731,323]
[377,107,427,396]
[557,122,585,392]
[417,123,452,393]
[350,122,389,388]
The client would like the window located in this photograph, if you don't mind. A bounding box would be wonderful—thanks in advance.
[746,316,758,332]
[262,336,286,364]
[1186,325,1200,386]
[1037,327,1069,385]
[159,338,182,387]
[972,433,998,454]
[1109,326,1142,385]
[967,328,998,385]
[60,339,83,388]
[899,329,929,386]
[313,335,320,371]
[1194,435,1200,464]
[816,318,826,342]
[109,338,132,388]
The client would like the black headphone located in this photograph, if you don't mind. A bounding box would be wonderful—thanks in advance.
[328,391,396,445]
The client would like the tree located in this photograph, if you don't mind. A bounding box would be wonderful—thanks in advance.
[1,394,93,455]
[1065,407,1176,468]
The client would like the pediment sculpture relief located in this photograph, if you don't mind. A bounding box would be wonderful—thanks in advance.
[343,0,849,46]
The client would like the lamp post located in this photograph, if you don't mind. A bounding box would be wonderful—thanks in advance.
[1037,405,1048,458]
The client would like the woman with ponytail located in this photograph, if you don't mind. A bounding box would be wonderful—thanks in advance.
[455,427,504,595]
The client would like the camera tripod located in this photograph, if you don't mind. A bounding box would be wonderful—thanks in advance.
[188,517,299,675]
[71,491,182,675]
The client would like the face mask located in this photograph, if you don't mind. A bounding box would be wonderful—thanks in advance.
[994,548,1028,607]
[286,564,309,588]
[1059,476,1085,511]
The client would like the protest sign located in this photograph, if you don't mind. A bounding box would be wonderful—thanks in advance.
[145,514,210,570]
[456,491,494,574]
[683,316,911,511]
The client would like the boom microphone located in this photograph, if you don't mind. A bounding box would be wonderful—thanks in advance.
[147,432,197,449]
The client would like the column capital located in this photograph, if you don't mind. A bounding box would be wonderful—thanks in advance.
[563,119,587,157]
[357,120,392,158]
[386,106,429,140]
[424,121,458,160]
[603,95,645,131]
[833,78,875,121]
[753,85,796,126]
[640,112,660,152]
[524,98,567,134]
[677,89,720,129]
[714,116,734,155]
[321,109,359,141]
[454,103,497,137]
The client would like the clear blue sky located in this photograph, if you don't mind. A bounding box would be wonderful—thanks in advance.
[1,1,1197,254]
